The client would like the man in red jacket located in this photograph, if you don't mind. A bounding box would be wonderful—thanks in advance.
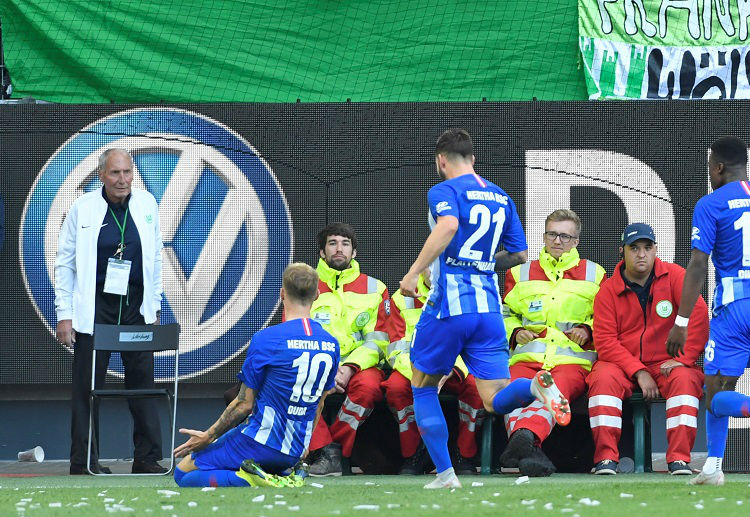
[588,223,708,475]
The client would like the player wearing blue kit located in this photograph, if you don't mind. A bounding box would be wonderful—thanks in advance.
[666,136,750,486]
[173,263,339,487]
[400,129,572,489]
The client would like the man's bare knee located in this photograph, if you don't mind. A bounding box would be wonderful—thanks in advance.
[475,377,511,413]
[410,364,442,388]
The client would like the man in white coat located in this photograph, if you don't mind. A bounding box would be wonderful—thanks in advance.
[55,148,166,475]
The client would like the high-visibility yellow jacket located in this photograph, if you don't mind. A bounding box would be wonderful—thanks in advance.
[311,258,391,370]
[388,275,468,381]
[502,247,606,371]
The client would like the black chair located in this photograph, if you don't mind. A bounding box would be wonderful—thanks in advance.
[87,323,180,476]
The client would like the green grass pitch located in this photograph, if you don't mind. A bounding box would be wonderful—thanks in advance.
[1,474,748,516]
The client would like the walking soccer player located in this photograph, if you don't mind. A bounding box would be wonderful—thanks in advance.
[666,136,750,486]
[400,128,572,489]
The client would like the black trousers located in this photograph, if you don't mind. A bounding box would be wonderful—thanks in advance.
[70,332,163,466]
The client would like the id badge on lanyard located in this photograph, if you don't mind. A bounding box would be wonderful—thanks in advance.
[104,258,132,295]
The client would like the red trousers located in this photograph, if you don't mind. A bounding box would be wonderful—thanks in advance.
[505,363,588,443]
[309,367,385,457]
[381,370,485,458]
[587,360,703,463]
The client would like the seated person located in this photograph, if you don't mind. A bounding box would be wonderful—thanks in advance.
[172,263,339,487]
[383,269,485,475]
[589,223,708,475]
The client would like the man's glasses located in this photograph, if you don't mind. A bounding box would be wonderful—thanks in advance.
[544,231,578,243]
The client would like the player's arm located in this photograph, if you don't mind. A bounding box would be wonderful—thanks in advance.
[173,383,256,457]
[666,248,710,357]
[400,215,458,296]
[494,249,528,271]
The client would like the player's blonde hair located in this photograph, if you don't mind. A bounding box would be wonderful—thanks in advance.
[283,263,319,305]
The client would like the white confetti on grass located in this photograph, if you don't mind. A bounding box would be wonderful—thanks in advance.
[157,490,180,498]
[211,507,218,512]
[639,502,648,507]
[431,504,441,510]
[493,493,500,497]
[252,495,265,503]
[713,498,725,502]
[364,482,376,486]
[275,501,287,506]
[48,503,62,508]
[515,476,529,485]
[352,505,380,510]
[620,493,633,498]
[310,483,324,488]
[522,499,537,505]
[578,498,600,507]
[104,498,115,503]
[289,506,300,511]
[737,501,745,505]
[386,504,400,509]
[544,503,553,510]
[471,481,484,487]
[201,487,216,492]
[160,505,174,510]
[188,502,197,508]
[695,504,704,510]
[72,502,89,508]
[560,509,573,513]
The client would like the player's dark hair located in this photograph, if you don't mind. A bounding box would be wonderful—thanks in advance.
[317,222,358,251]
[435,128,473,159]
[283,262,319,305]
[711,136,748,168]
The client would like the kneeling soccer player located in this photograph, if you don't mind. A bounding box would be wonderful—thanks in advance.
[173,263,340,487]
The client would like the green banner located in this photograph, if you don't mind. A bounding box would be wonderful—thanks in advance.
[579,0,750,99]
[0,0,587,103]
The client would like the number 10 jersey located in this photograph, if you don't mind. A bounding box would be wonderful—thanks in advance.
[424,173,527,319]
[239,317,340,458]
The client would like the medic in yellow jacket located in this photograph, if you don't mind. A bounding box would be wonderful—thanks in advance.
[383,271,485,475]
[499,209,606,477]
[306,223,391,476]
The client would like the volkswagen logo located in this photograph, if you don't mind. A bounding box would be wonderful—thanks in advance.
[20,108,294,380]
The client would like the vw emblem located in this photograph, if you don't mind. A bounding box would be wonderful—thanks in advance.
[19,108,294,380]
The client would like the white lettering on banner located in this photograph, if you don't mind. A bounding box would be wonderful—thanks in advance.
[524,150,676,263]
[596,0,749,40]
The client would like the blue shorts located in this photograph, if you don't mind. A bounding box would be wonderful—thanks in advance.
[192,424,297,475]
[411,311,510,380]
[705,298,750,377]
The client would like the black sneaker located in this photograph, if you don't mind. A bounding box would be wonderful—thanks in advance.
[499,428,534,468]
[308,443,342,477]
[518,446,556,477]
[668,460,692,475]
[593,459,618,475]
[452,448,477,475]
[399,443,428,475]
[70,463,112,475]
[132,460,168,474]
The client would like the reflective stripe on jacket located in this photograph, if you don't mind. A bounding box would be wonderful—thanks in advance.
[503,247,606,371]
[311,258,390,370]
[388,275,468,380]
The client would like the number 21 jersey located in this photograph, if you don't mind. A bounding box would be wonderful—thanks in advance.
[425,173,527,319]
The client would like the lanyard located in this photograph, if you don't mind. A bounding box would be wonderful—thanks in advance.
[108,206,129,259]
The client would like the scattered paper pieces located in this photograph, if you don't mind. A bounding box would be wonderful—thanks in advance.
[364,482,376,486]
[188,502,197,508]
[432,504,441,509]
[48,503,62,508]
[160,505,173,510]
[201,487,216,492]
[471,481,484,487]
[211,507,218,512]
[353,505,380,510]
[695,504,704,510]
[544,502,553,510]
[310,482,324,489]
[252,495,265,503]
[157,490,180,498]
[104,498,115,503]
[73,502,89,508]
[713,498,725,502]
[275,501,287,506]
[620,493,634,498]
[386,504,400,509]
[515,476,529,485]
[289,506,300,511]
[560,509,573,513]
[493,493,500,497]
[522,499,537,505]
[578,498,600,506]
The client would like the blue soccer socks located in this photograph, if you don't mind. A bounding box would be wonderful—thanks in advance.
[412,385,452,474]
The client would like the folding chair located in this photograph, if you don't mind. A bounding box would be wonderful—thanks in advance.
[87,323,180,476]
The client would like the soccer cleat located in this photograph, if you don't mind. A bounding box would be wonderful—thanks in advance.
[423,472,462,489]
[237,459,286,488]
[530,370,571,426]
[593,459,617,475]
[668,460,692,475]
[499,428,535,468]
[518,446,556,477]
[688,470,725,486]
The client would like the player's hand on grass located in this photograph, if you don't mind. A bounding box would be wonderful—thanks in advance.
[659,359,685,377]
[665,325,687,357]
[399,272,419,298]
[173,428,211,458]
[334,365,356,393]
[635,370,660,400]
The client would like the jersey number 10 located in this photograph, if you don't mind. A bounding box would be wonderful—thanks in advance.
[290,352,334,404]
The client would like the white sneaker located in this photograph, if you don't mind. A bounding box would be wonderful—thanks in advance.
[688,470,725,486]
[424,473,462,489]
[530,370,571,426]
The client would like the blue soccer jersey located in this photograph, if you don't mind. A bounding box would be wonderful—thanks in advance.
[424,173,527,319]
[238,318,339,458]
[692,180,750,311]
